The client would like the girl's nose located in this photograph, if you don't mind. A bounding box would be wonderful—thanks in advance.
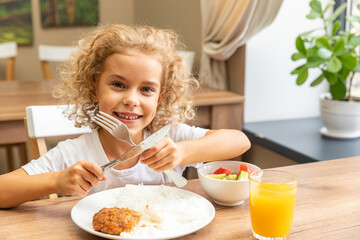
[122,89,140,107]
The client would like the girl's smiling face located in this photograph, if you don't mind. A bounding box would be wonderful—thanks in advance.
[95,50,163,140]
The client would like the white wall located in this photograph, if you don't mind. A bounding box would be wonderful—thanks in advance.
[244,0,329,123]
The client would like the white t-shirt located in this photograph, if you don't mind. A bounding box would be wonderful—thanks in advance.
[22,123,208,193]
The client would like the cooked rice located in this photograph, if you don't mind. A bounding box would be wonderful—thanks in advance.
[113,184,211,237]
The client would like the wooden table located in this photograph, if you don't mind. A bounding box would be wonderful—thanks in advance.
[1,157,359,239]
[0,81,57,170]
[0,81,56,145]
[0,80,244,146]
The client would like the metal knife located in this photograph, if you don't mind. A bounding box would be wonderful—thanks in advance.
[101,122,172,170]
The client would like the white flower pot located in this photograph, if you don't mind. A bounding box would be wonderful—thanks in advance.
[320,93,360,138]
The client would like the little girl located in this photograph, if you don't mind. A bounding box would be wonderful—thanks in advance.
[0,24,250,208]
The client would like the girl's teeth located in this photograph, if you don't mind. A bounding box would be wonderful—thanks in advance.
[118,113,138,120]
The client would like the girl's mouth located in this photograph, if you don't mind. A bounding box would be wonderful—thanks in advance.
[114,112,142,120]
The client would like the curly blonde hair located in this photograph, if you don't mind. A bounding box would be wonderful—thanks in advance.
[53,24,199,132]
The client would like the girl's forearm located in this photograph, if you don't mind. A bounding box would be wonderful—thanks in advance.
[180,129,251,165]
[0,169,58,208]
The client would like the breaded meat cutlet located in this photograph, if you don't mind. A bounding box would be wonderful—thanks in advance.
[93,207,142,235]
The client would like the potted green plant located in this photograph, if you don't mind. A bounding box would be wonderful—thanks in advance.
[291,0,360,138]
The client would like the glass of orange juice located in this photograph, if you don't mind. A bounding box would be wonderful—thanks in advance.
[249,170,298,240]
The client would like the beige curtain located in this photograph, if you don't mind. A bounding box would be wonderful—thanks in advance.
[200,0,284,90]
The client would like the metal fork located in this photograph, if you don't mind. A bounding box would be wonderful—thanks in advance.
[93,111,187,188]
[93,111,136,147]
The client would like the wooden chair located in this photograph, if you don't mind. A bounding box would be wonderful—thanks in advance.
[25,105,92,159]
[38,45,77,80]
[0,41,17,81]
[24,105,92,198]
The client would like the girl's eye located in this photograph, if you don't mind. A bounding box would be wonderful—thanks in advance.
[112,82,124,88]
[141,87,155,93]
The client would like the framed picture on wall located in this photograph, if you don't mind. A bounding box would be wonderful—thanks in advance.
[40,0,99,28]
[0,0,33,45]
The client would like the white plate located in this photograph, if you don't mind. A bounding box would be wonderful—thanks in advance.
[71,185,215,240]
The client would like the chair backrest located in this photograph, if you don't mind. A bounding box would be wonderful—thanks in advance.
[176,50,195,78]
[0,41,17,81]
[25,105,92,159]
[38,45,77,80]
[24,105,92,199]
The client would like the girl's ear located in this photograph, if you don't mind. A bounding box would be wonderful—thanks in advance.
[157,91,164,104]
[92,94,98,103]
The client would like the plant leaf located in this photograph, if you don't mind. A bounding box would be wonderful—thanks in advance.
[296,36,307,55]
[307,55,326,67]
[338,68,350,81]
[310,74,324,86]
[291,52,305,61]
[353,61,360,72]
[332,20,341,35]
[316,37,332,50]
[291,64,307,75]
[350,35,360,46]
[324,1,335,13]
[318,48,333,59]
[327,56,342,73]
[310,0,322,13]
[333,39,345,53]
[300,28,321,37]
[338,55,357,70]
[330,79,346,100]
[323,70,338,84]
[347,15,360,22]
[307,10,321,19]
[296,68,309,85]
[326,3,347,22]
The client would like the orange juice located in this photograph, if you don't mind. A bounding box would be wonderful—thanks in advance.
[250,182,297,238]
